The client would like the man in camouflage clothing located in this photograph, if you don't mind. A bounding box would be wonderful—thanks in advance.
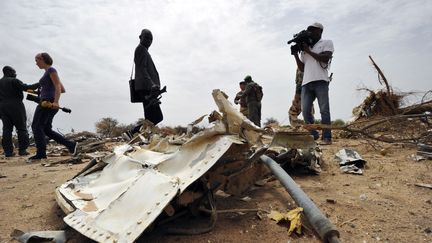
[289,69,314,126]
[234,81,248,117]
[240,75,261,127]
[289,68,304,126]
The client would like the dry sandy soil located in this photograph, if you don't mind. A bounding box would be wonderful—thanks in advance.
[0,138,431,243]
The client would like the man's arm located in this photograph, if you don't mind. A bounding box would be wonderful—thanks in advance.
[142,55,153,86]
[14,79,40,91]
[234,91,243,104]
[302,44,333,63]
[293,52,304,72]
[141,49,158,89]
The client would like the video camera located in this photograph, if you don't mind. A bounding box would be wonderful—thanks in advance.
[287,30,314,54]
[144,85,167,109]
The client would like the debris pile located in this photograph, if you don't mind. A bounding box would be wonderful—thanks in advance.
[353,56,402,119]
[337,56,432,145]
[42,132,116,167]
[54,89,326,243]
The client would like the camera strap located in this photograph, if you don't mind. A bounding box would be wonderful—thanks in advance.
[130,63,135,80]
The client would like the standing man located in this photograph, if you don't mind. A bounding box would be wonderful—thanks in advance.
[241,75,262,127]
[292,22,334,144]
[0,66,39,157]
[234,81,248,117]
[288,68,304,126]
[124,28,163,140]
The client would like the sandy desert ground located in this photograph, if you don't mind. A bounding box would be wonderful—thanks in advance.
[0,138,431,243]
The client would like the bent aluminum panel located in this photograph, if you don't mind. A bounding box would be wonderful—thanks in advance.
[59,155,146,214]
[64,170,178,243]
[157,135,234,192]
[59,134,235,243]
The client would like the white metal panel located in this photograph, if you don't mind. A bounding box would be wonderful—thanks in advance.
[60,134,235,243]
[64,170,178,243]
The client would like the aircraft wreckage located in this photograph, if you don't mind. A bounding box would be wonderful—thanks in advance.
[55,90,340,243]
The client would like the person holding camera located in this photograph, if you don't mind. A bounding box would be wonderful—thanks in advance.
[29,53,78,161]
[0,66,39,157]
[291,22,334,144]
[123,29,164,141]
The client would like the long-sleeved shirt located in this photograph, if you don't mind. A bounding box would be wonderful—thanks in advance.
[242,82,259,103]
[0,76,39,102]
[134,43,160,91]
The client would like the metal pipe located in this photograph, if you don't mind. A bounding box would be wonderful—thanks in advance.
[260,155,341,243]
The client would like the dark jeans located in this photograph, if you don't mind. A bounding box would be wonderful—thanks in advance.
[0,102,29,155]
[301,80,331,140]
[32,105,75,157]
[130,90,163,134]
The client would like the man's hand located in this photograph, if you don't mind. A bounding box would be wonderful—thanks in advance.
[302,43,311,53]
[150,84,160,93]
[290,45,298,55]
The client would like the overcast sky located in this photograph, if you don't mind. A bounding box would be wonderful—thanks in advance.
[0,0,431,133]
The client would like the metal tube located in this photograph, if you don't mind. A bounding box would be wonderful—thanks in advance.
[260,155,341,243]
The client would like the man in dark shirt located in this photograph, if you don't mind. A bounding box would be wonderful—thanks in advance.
[241,75,262,127]
[124,29,163,140]
[0,66,39,157]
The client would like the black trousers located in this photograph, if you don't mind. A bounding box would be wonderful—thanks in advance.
[32,105,75,157]
[131,90,163,134]
[247,101,261,127]
[0,101,29,155]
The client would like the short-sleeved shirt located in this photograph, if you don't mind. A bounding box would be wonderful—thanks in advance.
[39,67,56,100]
[300,39,334,85]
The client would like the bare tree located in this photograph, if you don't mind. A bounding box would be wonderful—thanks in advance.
[263,117,279,127]
[95,117,119,138]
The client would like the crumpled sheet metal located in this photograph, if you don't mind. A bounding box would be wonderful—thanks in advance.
[335,148,366,175]
[335,148,366,167]
[268,131,322,174]
[269,131,315,150]
[11,229,66,243]
[57,128,237,243]
[56,90,259,243]
[212,89,262,134]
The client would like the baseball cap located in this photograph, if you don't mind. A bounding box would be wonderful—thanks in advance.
[308,22,324,30]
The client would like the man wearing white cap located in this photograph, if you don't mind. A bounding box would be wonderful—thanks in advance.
[292,22,334,144]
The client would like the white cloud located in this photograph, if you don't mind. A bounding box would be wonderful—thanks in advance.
[0,0,431,131]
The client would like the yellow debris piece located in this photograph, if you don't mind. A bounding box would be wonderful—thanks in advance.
[267,207,303,235]
[267,210,286,222]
